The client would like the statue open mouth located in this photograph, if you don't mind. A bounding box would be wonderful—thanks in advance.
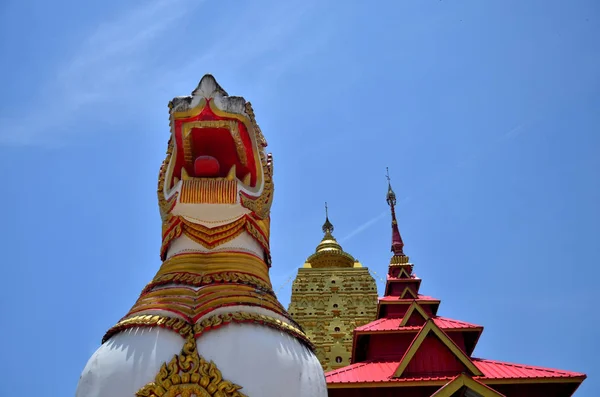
[164,98,265,202]
[157,76,273,259]
[182,120,254,185]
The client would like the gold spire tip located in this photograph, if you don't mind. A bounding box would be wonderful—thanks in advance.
[322,201,334,234]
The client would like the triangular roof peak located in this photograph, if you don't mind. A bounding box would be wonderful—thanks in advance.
[393,320,483,378]
[399,302,430,326]
[399,286,418,299]
[431,374,506,397]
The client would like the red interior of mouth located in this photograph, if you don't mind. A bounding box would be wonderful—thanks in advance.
[171,110,257,189]
[189,127,254,182]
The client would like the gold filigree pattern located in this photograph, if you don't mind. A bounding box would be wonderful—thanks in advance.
[125,284,289,323]
[155,252,271,283]
[289,266,378,371]
[103,314,192,343]
[157,138,178,222]
[136,334,247,397]
[143,271,273,294]
[239,155,273,220]
[103,311,313,352]
[194,312,314,351]
[244,102,267,148]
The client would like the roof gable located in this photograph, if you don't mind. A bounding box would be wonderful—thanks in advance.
[431,374,506,397]
[394,267,412,278]
[394,320,484,378]
[400,286,418,299]
[399,302,430,327]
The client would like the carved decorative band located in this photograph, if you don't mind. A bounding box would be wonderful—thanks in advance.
[126,285,289,323]
[143,271,273,295]
[102,314,191,343]
[390,254,410,264]
[103,312,314,352]
[156,252,271,283]
[194,312,314,351]
[180,179,237,204]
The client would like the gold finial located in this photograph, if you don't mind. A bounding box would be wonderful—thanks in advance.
[322,202,334,234]
[386,167,396,206]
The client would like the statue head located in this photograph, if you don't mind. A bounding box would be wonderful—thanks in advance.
[158,75,273,261]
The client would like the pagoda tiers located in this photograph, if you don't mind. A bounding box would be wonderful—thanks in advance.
[289,205,378,371]
[325,177,586,397]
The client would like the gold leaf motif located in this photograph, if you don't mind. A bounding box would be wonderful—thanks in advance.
[136,334,247,397]
[193,312,313,351]
[239,154,273,220]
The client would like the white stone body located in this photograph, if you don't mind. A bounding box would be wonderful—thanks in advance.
[76,75,327,397]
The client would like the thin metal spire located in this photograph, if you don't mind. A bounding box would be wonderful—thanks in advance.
[322,201,334,234]
[386,168,404,256]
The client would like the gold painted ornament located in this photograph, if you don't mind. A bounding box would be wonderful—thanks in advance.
[136,334,247,397]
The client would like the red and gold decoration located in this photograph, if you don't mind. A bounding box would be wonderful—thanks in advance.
[324,171,587,397]
[288,204,379,371]
[103,74,313,375]
[160,214,270,259]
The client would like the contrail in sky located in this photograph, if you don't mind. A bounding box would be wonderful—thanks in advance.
[334,121,535,246]
[339,195,412,244]
[339,210,388,244]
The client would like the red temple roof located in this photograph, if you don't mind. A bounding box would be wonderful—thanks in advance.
[325,358,586,385]
[325,176,586,396]
[355,316,482,332]
[379,294,439,302]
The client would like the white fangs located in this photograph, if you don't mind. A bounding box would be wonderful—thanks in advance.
[181,167,191,181]
[226,164,236,181]
[177,163,251,187]
[242,173,251,186]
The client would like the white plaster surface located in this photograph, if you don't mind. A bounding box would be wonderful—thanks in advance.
[76,320,327,397]
[76,327,184,397]
[196,322,327,397]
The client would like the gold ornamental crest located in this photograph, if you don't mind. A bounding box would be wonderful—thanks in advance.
[136,335,247,397]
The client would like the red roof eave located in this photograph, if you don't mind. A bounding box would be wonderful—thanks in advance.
[326,358,587,386]
[355,316,482,333]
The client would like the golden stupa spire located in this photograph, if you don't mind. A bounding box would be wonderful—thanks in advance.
[322,202,334,235]
[304,202,357,268]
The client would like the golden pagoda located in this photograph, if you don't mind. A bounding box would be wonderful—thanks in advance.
[288,204,379,371]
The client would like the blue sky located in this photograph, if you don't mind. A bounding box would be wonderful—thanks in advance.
[1,0,598,395]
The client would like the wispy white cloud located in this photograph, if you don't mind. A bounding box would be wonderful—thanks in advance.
[0,0,323,146]
[0,0,197,146]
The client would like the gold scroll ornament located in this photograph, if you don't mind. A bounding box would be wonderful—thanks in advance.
[136,334,247,397]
